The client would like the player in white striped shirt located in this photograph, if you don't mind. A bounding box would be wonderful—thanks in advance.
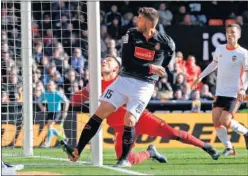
[193,24,248,156]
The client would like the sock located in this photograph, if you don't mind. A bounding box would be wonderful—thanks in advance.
[77,114,103,155]
[177,130,205,148]
[230,120,248,135]
[120,126,135,160]
[216,125,232,148]
[47,128,53,145]
[128,151,150,165]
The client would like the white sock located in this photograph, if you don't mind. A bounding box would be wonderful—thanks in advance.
[230,120,248,135]
[216,125,232,148]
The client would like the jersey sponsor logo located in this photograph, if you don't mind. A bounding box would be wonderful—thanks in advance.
[232,55,237,62]
[134,47,155,61]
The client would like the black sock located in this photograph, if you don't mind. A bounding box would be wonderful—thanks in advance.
[76,114,103,155]
[120,126,135,160]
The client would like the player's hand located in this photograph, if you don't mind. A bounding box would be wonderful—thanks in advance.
[192,77,202,90]
[237,89,246,102]
[150,64,165,77]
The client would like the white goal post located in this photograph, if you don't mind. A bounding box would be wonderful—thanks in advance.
[19,0,102,165]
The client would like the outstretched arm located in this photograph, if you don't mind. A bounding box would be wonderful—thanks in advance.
[71,84,90,107]
[198,60,218,80]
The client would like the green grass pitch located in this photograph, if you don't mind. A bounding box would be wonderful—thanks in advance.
[2,148,248,175]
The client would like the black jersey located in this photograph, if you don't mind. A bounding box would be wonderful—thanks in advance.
[120,27,175,83]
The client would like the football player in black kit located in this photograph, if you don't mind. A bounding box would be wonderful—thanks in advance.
[61,7,175,168]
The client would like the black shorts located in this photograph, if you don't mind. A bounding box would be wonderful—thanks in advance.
[213,96,239,112]
[47,112,61,121]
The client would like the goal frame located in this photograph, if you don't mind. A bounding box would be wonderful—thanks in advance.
[21,0,102,165]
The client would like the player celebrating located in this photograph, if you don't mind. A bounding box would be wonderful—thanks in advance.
[193,24,248,155]
[38,80,70,147]
[61,56,220,166]
[62,7,176,167]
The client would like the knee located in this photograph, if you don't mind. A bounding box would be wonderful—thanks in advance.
[219,118,231,128]
[124,115,137,127]
[95,101,116,119]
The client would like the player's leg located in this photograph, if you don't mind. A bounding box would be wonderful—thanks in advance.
[218,111,236,155]
[212,97,233,152]
[225,100,248,149]
[114,129,166,165]
[115,81,154,167]
[136,110,220,160]
[114,130,150,165]
[63,79,128,162]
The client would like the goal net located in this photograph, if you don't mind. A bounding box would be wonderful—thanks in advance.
[1,0,102,167]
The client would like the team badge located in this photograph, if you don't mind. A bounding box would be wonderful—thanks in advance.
[232,55,237,62]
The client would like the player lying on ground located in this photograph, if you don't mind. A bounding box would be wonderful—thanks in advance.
[38,80,70,147]
[60,56,220,166]
[193,24,248,156]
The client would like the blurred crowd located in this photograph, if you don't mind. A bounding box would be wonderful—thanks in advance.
[1,1,248,111]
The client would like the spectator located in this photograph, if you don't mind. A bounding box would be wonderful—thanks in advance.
[235,16,243,26]
[1,31,8,44]
[107,17,122,40]
[200,84,214,100]
[51,48,63,74]
[7,73,22,102]
[157,75,173,100]
[151,88,160,100]
[184,55,201,86]
[175,51,186,73]
[191,90,201,113]
[158,3,173,25]
[123,12,134,26]
[42,63,63,86]
[172,89,184,100]
[16,86,23,102]
[34,41,44,65]
[106,39,118,57]
[1,91,10,103]
[173,5,187,25]
[39,55,50,77]
[80,30,89,59]
[70,48,85,75]
[53,71,64,87]
[43,29,53,46]
[62,57,70,75]
[34,87,43,102]
[64,69,79,99]
[180,14,195,25]
[36,80,45,93]
[172,73,187,92]
[41,14,52,34]
[2,52,15,83]
[182,83,191,100]
[105,5,123,26]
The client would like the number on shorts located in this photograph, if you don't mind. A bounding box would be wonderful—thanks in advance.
[104,89,113,99]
